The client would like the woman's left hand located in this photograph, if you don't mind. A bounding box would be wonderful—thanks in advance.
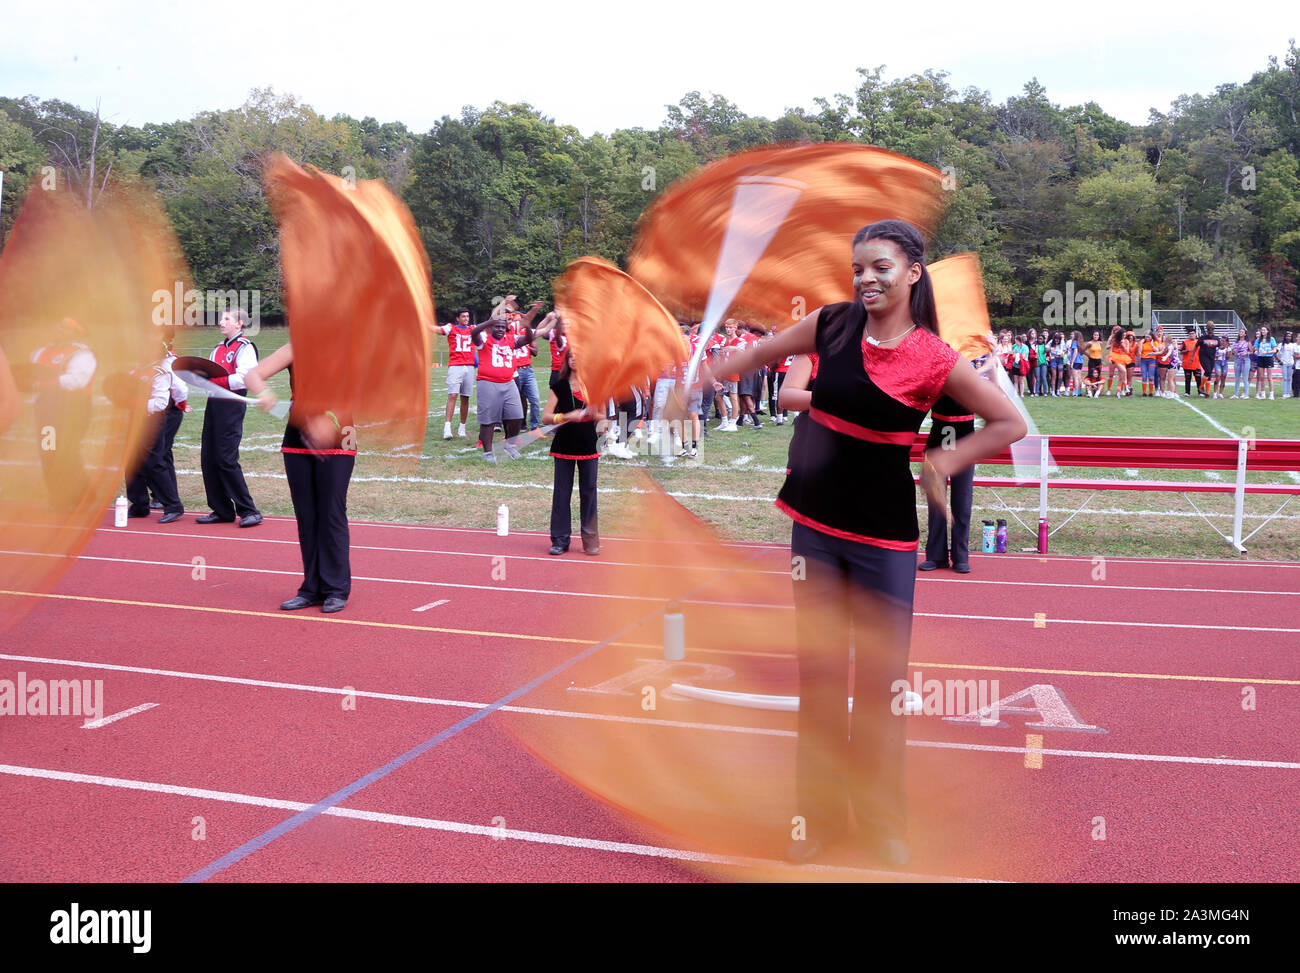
[255,390,278,413]
[919,449,953,527]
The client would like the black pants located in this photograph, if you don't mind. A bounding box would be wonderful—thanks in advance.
[201,399,258,519]
[768,370,786,416]
[551,457,598,548]
[284,451,354,600]
[127,408,183,514]
[1184,368,1202,394]
[790,522,915,844]
[924,465,974,566]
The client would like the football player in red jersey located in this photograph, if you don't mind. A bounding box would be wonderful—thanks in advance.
[436,308,476,439]
[471,314,534,461]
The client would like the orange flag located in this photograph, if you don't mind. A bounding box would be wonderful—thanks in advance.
[628,143,944,331]
[263,154,432,449]
[929,253,993,361]
[0,184,183,632]
[552,256,687,408]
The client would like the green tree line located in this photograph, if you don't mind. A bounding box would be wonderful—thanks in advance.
[3,40,1299,325]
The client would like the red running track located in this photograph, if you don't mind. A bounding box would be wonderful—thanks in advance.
[1,513,1297,882]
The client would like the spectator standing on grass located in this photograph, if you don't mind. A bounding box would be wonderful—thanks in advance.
[1085,330,1104,397]
[436,308,476,440]
[1197,324,1222,399]
[1212,328,1230,398]
[1010,333,1029,396]
[1256,326,1278,399]
[1138,329,1160,398]
[1230,329,1252,399]
[1106,326,1130,396]
[1249,327,1263,391]
[1047,332,1065,395]
[1278,330,1296,399]
[1068,329,1085,395]
[1033,329,1049,396]
[1180,326,1203,398]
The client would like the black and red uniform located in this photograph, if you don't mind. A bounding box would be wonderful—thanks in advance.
[924,394,976,568]
[776,301,957,847]
[200,334,260,521]
[549,372,599,552]
[281,365,356,604]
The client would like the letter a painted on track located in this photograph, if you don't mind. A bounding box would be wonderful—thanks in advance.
[943,683,1106,734]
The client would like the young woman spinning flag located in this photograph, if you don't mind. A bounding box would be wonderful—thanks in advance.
[703,220,1025,867]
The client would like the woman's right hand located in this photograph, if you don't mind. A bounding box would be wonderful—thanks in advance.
[256,390,278,413]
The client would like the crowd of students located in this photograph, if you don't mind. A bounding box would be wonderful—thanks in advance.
[994,324,1300,400]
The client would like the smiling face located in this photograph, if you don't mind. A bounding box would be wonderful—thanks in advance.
[851,238,919,316]
[489,321,508,340]
[456,311,470,327]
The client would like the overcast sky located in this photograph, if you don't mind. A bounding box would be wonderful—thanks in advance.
[2,0,1296,134]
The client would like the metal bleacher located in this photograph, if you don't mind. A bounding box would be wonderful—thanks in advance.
[1150,309,1246,336]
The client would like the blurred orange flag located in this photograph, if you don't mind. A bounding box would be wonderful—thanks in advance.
[552,256,687,408]
[0,184,182,632]
[263,154,432,449]
[929,253,993,361]
[628,143,944,330]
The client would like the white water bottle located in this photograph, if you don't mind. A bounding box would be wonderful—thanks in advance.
[114,495,128,527]
[496,503,509,537]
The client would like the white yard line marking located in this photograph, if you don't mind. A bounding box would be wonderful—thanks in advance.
[0,762,989,881]
[81,702,158,730]
[1205,470,1223,480]
[1124,469,1140,478]
[412,599,450,613]
[1170,396,1241,438]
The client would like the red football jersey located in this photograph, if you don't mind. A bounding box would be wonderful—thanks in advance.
[549,334,568,371]
[476,332,518,382]
[440,323,476,366]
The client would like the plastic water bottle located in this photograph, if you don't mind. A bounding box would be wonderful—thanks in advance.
[981,520,995,553]
[496,504,509,537]
[995,519,1008,554]
[114,495,128,527]
[1038,517,1049,554]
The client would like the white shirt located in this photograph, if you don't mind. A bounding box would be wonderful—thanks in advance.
[210,336,257,391]
[1280,342,1298,366]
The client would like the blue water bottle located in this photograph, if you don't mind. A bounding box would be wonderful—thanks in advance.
[995,519,1008,554]
[981,520,995,554]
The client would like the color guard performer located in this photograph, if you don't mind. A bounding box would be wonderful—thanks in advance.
[197,309,262,526]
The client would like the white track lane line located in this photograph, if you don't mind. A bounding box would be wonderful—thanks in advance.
[2,653,1296,766]
[7,550,1300,611]
[0,762,991,881]
[81,529,1300,590]
[93,518,1300,569]
[81,702,158,730]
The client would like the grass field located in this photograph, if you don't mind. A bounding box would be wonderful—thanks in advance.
[166,326,1300,561]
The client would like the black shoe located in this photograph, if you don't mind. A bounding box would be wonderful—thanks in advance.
[149,500,163,510]
[127,506,151,518]
[953,562,971,574]
[322,597,347,613]
[280,595,321,611]
[195,513,234,524]
[238,513,263,528]
[918,560,947,571]
[158,511,183,524]
[784,837,824,865]
[549,544,567,555]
